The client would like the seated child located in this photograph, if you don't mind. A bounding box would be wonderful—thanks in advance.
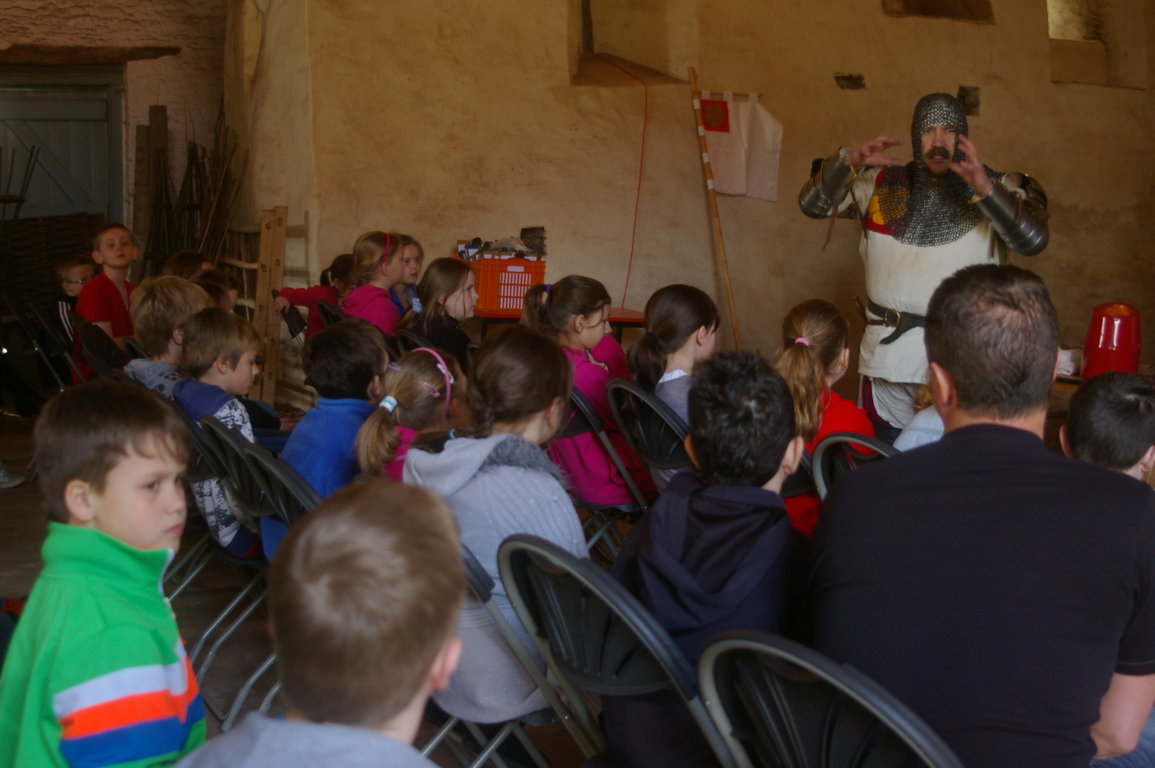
[273,253,354,339]
[173,308,264,558]
[627,283,719,490]
[0,380,205,766]
[50,255,94,345]
[394,256,477,372]
[404,327,586,723]
[193,269,239,312]
[267,320,389,558]
[342,231,406,336]
[76,222,138,352]
[606,351,805,768]
[775,299,875,536]
[521,275,655,506]
[357,347,463,482]
[391,234,425,317]
[174,480,464,768]
[162,250,214,280]
[1063,371,1155,481]
[125,276,213,399]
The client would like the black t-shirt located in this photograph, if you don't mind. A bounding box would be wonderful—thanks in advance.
[810,424,1155,768]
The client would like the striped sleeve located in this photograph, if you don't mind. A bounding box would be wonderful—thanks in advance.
[52,637,204,768]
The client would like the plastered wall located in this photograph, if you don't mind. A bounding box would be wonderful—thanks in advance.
[2,0,226,226]
[226,0,1155,366]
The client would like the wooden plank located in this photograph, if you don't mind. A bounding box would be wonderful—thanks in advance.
[252,205,287,403]
[131,124,150,280]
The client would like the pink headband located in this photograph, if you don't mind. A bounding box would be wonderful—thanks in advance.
[414,347,455,414]
[379,233,392,267]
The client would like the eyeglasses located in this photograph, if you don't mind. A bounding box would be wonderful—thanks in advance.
[62,278,91,285]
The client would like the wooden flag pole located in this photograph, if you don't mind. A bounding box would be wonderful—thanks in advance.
[688,67,742,349]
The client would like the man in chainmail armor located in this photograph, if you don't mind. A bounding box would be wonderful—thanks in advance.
[799,92,1049,440]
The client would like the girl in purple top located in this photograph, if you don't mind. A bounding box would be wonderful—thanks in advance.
[356,347,463,481]
[522,275,655,506]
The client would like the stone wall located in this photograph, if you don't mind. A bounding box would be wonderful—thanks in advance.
[2,0,226,229]
[226,0,1155,367]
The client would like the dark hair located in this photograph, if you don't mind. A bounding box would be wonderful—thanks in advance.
[162,250,212,280]
[1068,372,1155,471]
[270,479,464,727]
[397,257,474,332]
[521,275,610,340]
[628,284,720,392]
[468,326,571,436]
[35,381,191,523]
[689,351,795,487]
[303,319,389,399]
[53,255,94,280]
[320,253,354,288]
[91,222,132,251]
[775,299,849,442]
[925,264,1058,419]
[193,269,240,309]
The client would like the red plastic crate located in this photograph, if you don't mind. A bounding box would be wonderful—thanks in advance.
[474,256,546,311]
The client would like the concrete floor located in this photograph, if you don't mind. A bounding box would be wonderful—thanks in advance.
[0,409,585,766]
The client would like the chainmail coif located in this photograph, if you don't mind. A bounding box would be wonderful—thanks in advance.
[873,93,1003,247]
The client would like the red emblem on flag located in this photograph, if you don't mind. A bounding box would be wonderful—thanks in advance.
[701,100,730,132]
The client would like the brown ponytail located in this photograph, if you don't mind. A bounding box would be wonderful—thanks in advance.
[628,284,720,392]
[520,275,610,339]
[774,299,849,442]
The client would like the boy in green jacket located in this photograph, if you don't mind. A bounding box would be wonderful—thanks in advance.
[0,380,205,767]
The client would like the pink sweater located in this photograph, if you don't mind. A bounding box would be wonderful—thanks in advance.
[343,284,401,335]
[548,341,655,506]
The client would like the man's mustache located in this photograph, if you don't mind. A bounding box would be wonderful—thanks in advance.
[925,146,951,161]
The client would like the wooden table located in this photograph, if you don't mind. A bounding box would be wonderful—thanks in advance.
[471,306,644,341]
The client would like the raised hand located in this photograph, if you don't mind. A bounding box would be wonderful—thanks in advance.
[846,136,904,167]
[949,134,994,196]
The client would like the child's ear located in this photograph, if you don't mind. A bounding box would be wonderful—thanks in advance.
[91,249,103,265]
[1139,445,1155,479]
[545,396,566,433]
[1059,424,1073,458]
[64,479,98,525]
[684,435,700,469]
[171,328,184,347]
[780,435,806,477]
[214,356,232,375]
[429,636,463,693]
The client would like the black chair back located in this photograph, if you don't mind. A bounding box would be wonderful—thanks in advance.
[314,299,348,328]
[699,631,964,768]
[5,294,77,388]
[199,416,269,521]
[498,534,737,766]
[395,327,432,354]
[242,444,320,529]
[606,378,690,471]
[73,315,129,378]
[813,432,899,499]
[123,336,148,360]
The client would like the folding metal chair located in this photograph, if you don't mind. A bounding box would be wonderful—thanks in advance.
[698,631,963,768]
[1,293,76,390]
[606,378,692,482]
[419,543,587,768]
[314,299,348,327]
[498,534,739,767]
[557,388,648,557]
[71,314,129,379]
[396,327,433,354]
[123,336,148,359]
[812,432,899,499]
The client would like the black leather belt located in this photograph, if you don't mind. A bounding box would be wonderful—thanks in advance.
[864,298,926,345]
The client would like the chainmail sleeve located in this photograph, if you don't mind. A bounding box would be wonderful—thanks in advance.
[799,149,856,219]
[976,172,1049,256]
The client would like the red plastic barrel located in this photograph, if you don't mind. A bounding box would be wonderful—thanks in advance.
[1082,302,1141,378]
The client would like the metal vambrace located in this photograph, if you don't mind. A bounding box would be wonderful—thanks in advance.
[976,174,1049,255]
[799,149,855,219]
